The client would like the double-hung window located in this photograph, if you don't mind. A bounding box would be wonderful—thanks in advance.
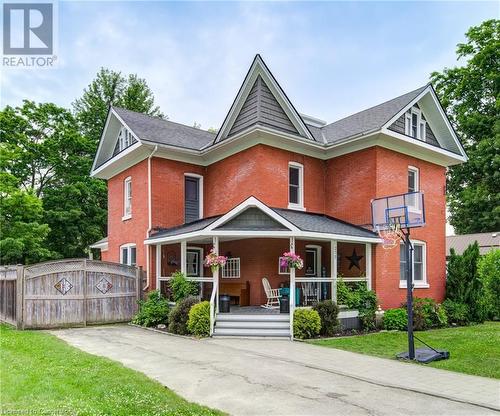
[400,241,427,288]
[123,177,132,219]
[288,162,304,210]
[407,166,420,211]
[120,244,137,266]
[405,107,426,141]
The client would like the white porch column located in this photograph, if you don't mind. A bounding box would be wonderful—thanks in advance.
[213,236,219,312]
[331,240,338,303]
[365,243,372,290]
[289,236,296,339]
[156,244,161,292]
[180,240,187,275]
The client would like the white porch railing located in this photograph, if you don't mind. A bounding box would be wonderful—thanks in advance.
[221,258,240,279]
[209,278,218,336]
[294,277,337,307]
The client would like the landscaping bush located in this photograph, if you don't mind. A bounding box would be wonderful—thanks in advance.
[446,242,488,323]
[337,279,378,330]
[404,297,448,330]
[293,308,321,339]
[169,271,199,303]
[132,290,170,327]
[313,300,339,336]
[383,308,407,331]
[478,249,500,320]
[443,299,470,326]
[168,296,198,335]
[187,301,210,337]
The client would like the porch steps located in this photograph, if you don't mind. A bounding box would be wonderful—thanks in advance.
[214,313,290,337]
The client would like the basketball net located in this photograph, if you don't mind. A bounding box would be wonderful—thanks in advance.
[376,223,405,250]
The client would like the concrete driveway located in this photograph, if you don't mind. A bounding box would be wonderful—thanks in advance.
[52,325,500,416]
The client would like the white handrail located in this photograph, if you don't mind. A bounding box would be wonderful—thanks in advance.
[209,279,217,336]
[295,277,335,282]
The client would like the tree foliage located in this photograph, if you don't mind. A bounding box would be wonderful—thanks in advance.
[72,68,164,144]
[446,242,488,322]
[431,20,500,233]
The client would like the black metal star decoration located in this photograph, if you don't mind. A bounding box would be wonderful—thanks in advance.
[346,249,364,270]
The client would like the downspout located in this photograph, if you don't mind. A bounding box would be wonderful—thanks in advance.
[144,145,158,291]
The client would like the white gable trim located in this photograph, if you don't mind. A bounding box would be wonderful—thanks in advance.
[382,86,467,161]
[207,196,300,232]
[91,107,143,175]
[215,55,314,143]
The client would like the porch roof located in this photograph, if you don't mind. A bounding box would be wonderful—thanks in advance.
[146,201,378,244]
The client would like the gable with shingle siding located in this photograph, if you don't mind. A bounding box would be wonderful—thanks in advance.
[228,75,299,137]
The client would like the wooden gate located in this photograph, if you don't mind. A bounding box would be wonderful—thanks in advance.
[17,259,142,329]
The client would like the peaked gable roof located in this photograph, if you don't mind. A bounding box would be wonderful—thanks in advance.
[321,85,428,144]
[113,107,215,150]
[215,54,314,143]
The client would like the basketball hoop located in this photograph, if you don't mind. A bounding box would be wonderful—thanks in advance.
[376,223,404,250]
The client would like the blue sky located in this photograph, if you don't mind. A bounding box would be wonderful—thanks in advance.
[1,1,497,129]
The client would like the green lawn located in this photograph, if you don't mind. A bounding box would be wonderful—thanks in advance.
[0,324,223,415]
[309,322,500,379]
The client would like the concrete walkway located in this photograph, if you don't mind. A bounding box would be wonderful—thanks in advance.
[52,325,500,416]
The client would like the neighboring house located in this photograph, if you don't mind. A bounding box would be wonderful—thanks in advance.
[90,55,467,335]
[446,232,500,257]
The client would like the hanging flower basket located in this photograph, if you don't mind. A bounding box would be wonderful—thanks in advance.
[204,248,228,273]
[281,251,304,270]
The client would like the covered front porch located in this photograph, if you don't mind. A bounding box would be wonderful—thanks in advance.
[145,197,379,337]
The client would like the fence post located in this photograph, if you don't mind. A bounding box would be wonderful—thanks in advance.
[16,265,24,330]
[82,258,87,327]
[136,266,143,304]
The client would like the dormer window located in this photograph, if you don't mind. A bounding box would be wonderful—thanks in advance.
[405,107,426,141]
[118,127,134,152]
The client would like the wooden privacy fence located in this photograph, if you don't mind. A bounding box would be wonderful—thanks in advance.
[0,259,143,329]
[0,266,17,325]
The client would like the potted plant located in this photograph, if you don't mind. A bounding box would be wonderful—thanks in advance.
[280,251,304,270]
[204,248,228,273]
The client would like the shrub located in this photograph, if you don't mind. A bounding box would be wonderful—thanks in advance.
[446,243,488,323]
[132,290,169,327]
[443,299,470,325]
[168,296,199,335]
[293,308,321,340]
[169,271,199,303]
[383,308,407,331]
[404,298,448,330]
[337,279,378,330]
[313,300,339,336]
[478,249,500,320]
[187,301,210,337]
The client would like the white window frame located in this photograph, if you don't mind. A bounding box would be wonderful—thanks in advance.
[123,176,132,220]
[222,257,241,279]
[278,256,290,275]
[405,107,426,142]
[186,247,203,277]
[120,243,137,266]
[184,173,204,221]
[407,166,420,212]
[399,240,428,288]
[288,162,305,211]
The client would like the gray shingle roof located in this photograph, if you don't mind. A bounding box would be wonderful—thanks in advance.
[320,85,428,144]
[272,208,377,238]
[148,216,222,240]
[113,107,215,151]
[147,208,377,241]
[446,232,500,256]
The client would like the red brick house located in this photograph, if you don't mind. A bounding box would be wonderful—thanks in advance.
[90,55,467,336]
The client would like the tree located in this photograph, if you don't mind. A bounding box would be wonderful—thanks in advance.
[0,172,55,264]
[431,20,500,233]
[73,68,164,144]
[0,101,107,261]
[446,242,489,322]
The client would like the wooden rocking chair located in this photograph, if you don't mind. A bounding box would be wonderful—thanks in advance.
[261,277,281,309]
